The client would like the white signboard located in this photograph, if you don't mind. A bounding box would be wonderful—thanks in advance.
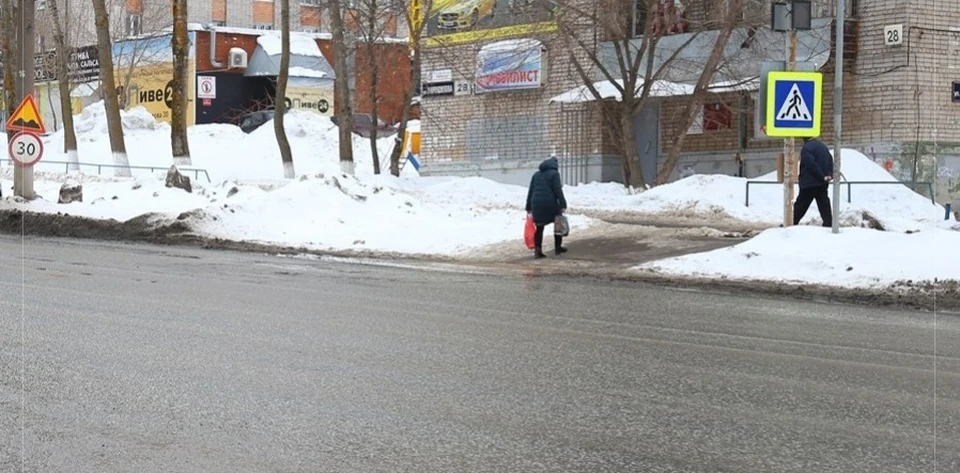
[197,76,217,99]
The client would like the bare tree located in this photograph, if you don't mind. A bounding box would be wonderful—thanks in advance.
[328,0,355,174]
[1,0,18,135]
[557,0,767,187]
[170,0,191,165]
[92,0,131,176]
[275,0,294,178]
[655,0,745,184]
[387,0,430,177]
[555,0,698,188]
[47,0,81,171]
[352,0,395,174]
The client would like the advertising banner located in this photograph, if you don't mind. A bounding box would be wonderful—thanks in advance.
[423,0,557,47]
[474,39,545,93]
[112,32,196,126]
[286,78,334,117]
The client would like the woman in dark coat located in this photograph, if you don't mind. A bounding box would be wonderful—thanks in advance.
[525,155,568,258]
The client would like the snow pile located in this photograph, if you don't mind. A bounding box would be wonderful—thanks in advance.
[594,149,946,232]
[637,226,959,288]
[180,173,591,256]
[0,169,214,221]
[31,101,406,181]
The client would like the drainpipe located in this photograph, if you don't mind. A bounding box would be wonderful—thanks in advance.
[206,23,225,68]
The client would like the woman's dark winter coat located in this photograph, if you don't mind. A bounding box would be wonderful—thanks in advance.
[525,157,567,225]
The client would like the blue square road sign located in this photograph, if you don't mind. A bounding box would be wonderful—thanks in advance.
[765,71,823,137]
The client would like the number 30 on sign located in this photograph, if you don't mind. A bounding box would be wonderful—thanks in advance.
[8,131,44,167]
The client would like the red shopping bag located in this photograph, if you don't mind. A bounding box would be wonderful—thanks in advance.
[524,215,536,249]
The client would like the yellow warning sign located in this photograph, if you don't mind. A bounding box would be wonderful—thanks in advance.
[5,95,47,134]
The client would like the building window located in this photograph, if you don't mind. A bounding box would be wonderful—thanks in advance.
[703,103,733,132]
[301,0,321,4]
[126,13,142,36]
[303,27,320,33]
[212,20,226,26]
[252,24,274,30]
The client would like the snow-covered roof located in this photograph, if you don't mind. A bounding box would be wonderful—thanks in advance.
[256,33,325,58]
[549,78,759,104]
[287,66,327,78]
[244,37,336,79]
[185,22,408,44]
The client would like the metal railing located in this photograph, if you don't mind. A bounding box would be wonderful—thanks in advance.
[745,180,935,207]
[3,159,212,183]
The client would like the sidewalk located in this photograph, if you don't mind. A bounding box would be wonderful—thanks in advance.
[464,220,753,269]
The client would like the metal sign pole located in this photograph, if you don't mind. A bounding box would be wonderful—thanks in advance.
[831,0,845,234]
[12,0,37,200]
[783,30,798,227]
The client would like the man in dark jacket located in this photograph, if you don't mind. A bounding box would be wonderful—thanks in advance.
[793,137,834,227]
[525,155,568,258]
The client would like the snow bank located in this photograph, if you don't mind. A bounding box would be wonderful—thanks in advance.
[586,149,946,232]
[637,226,959,288]
[32,101,408,182]
[180,173,593,256]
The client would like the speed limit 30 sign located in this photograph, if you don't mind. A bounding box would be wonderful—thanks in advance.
[8,131,44,166]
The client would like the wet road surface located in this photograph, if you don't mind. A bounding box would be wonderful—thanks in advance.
[1,236,958,472]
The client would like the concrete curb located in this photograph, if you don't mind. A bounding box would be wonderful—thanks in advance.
[1,208,956,312]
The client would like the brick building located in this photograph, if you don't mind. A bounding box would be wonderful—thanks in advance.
[417,0,960,204]
[28,0,414,131]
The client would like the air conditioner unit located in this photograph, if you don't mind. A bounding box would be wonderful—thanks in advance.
[228,48,248,69]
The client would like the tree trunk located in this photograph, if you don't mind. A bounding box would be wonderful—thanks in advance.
[618,103,645,189]
[328,0,355,174]
[275,0,294,178]
[1,0,18,165]
[655,0,742,185]
[389,41,421,177]
[92,0,130,177]
[367,41,380,174]
[170,0,191,166]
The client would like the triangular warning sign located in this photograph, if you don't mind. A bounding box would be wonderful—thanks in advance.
[775,83,812,121]
[5,95,46,134]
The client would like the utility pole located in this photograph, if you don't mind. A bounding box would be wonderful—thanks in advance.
[13,0,36,199]
[831,0,844,234]
[783,29,798,227]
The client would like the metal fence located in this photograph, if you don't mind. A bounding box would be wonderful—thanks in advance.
[3,159,212,183]
[558,103,590,186]
[744,180,936,206]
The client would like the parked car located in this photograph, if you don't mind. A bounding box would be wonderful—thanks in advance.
[437,0,496,30]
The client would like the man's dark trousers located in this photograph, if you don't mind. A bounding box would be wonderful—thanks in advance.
[793,184,833,227]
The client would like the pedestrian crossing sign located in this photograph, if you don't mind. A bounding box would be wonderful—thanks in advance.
[765,71,823,137]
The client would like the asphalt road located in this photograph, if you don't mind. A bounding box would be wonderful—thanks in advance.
[1,236,958,473]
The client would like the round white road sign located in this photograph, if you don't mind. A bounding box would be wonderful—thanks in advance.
[8,131,44,166]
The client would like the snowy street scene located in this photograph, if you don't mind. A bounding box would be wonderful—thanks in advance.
[2,1,959,472]
[2,103,956,299]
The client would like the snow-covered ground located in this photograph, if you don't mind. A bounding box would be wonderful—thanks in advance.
[637,225,958,289]
[1,102,957,288]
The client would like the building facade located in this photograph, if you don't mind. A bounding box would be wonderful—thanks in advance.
[417,0,960,204]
